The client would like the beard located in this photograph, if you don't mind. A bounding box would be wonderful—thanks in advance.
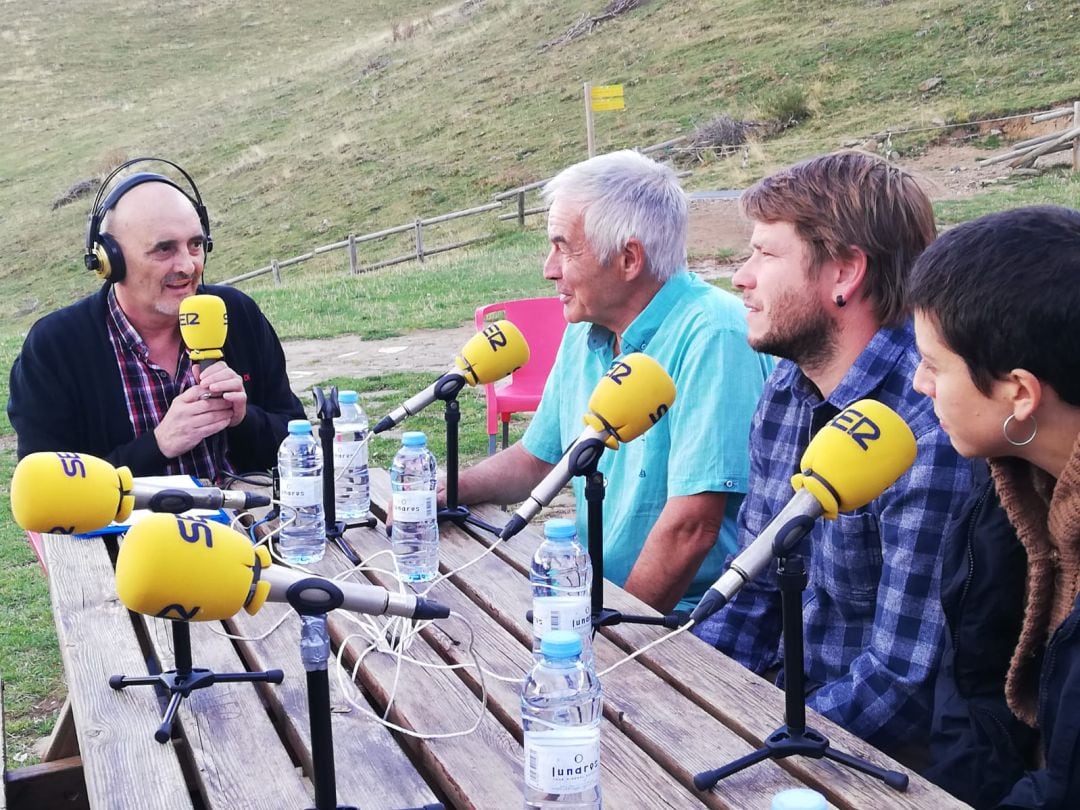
[749,289,838,370]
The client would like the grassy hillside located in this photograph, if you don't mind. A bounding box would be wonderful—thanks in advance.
[1,0,1079,765]
[3,0,1079,327]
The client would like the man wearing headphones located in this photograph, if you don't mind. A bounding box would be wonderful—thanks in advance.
[8,159,304,480]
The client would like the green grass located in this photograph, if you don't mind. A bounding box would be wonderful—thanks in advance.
[320,373,528,469]
[3,0,1080,768]
[0,448,66,765]
[248,229,552,339]
[934,169,1080,225]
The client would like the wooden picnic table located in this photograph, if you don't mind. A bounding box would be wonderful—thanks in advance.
[22,469,971,809]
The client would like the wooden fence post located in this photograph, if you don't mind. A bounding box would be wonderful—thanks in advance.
[271,259,281,285]
[348,233,358,274]
[516,191,525,227]
[1074,101,1079,172]
[415,219,425,262]
[584,82,595,158]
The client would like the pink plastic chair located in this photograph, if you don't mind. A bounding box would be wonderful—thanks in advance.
[474,297,566,455]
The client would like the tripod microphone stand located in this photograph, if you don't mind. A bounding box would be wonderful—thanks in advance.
[692,553,908,792]
[571,437,688,631]
[284,577,446,810]
[436,395,501,536]
[314,386,375,568]
[110,620,284,743]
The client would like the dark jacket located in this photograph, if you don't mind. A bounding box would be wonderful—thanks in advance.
[8,283,304,475]
[997,592,1080,808]
[924,460,1039,809]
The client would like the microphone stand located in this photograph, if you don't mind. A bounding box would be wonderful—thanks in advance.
[314,387,373,568]
[573,439,688,631]
[284,577,444,810]
[692,553,908,793]
[109,620,284,744]
[436,394,501,537]
[284,577,358,810]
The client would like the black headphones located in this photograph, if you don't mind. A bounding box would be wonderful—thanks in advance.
[83,157,213,282]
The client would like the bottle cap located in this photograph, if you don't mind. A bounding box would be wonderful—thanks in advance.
[287,419,313,435]
[402,431,427,448]
[539,630,582,660]
[339,390,358,404]
[543,518,577,541]
[771,788,828,810]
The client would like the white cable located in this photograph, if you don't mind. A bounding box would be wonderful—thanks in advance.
[596,619,696,677]
[334,611,489,739]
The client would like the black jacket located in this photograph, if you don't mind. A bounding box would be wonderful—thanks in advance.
[8,283,305,475]
[925,458,1080,809]
[998,591,1080,808]
[924,459,1038,809]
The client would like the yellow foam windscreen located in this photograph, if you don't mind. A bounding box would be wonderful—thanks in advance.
[455,320,531,385]
[11,451,135,534]
[179,294,228,363]
[791,399,917,519]
[583,353,677,449]
[116,513,264,621]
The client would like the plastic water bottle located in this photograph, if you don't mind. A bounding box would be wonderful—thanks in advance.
[531,518,593,667]
[389,431,439,581]
[771,788,828,810]
[277,419,327,564]
[332,390,370,522]
[521,631,602,809]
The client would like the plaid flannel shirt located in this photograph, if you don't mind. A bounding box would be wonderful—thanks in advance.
[693,322,971,748]
[106,287,230,482]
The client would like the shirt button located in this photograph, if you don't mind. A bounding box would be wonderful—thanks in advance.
[724,480,735,489]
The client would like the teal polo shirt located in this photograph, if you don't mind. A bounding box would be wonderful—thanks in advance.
[522,272,773,612]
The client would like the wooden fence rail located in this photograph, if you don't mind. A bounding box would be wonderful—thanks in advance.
[221,135,698,287]
[976,100,1080,171]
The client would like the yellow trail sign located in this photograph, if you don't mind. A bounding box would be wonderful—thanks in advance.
[590,84,624,111]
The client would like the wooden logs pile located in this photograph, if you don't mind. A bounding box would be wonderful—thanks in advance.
[977,103,1080,171]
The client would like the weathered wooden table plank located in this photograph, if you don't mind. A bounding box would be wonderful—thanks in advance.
[141,617,312,809]
[43,535,192,810]
[227,594,443,809]
[451,494,971,809]
[333,516,772,809]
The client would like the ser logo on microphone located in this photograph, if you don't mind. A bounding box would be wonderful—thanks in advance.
[179,312,199,326]
[56,452,88,478]
[828,407,881,450]
[176,516,214,548]
[482,322,509,350]
[606,360,631,385]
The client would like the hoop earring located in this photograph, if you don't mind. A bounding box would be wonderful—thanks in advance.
[835,294,846,308]
[1003,414,1038,447]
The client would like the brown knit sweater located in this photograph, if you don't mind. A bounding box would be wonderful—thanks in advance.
[991,433,1080,727]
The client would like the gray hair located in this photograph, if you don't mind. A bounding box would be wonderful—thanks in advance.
[542,150,687,282]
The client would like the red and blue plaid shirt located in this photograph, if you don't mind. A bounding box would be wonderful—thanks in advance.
[693,322,972,749]
[105,287,231,483]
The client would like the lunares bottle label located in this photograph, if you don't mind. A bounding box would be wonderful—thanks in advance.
[524,726,601,793]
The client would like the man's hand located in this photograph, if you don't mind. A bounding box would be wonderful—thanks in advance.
[194,360,248,428]
[154,384,236,458]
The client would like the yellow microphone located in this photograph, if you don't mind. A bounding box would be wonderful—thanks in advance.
[500,352,677,540]
[10,452,271,535]
[11,451,135,535]
[583,352,677,449]
[372,319,530,433]
[690,399,917,623]
[116,514,450,622]
[179,294,228,370]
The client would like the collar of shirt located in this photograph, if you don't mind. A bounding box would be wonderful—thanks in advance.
[105,286,191,377]
[771,320,915,408]
[586,270,694,356]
